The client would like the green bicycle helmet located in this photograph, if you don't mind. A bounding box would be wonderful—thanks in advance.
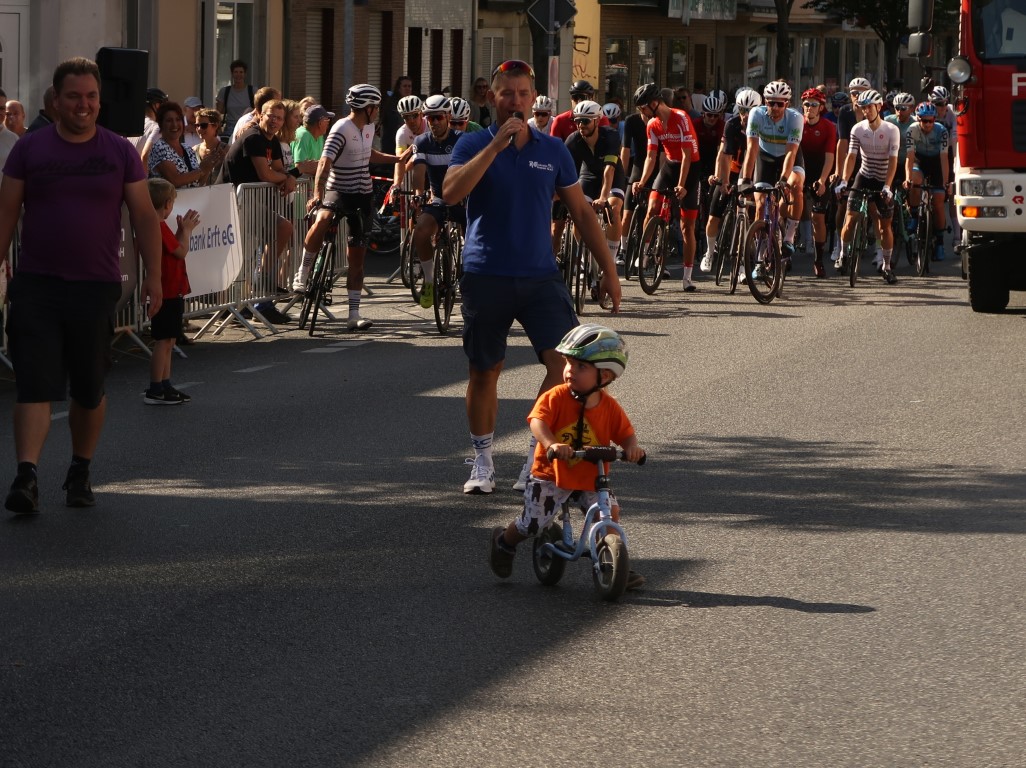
[556,324,628,381]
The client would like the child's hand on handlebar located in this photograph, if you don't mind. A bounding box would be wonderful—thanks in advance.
[623,446,646,464]
[545,443,574,462]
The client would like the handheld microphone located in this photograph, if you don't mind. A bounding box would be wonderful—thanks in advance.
[510,111,524,145]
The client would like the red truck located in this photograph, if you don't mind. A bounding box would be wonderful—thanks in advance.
[909,0,1026,312]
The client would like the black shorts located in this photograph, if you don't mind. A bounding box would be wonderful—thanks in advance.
[420,202,466,230]
[626,167,644,212]
[323,190,374,247]
[804,184,831,216]
[150,296,184,341]
[581,169,627,202]
[913,155,945,191]
[708,174,739,219]
[654,162,700,213]
[849,175,894,219]
[6,274,121,407]
[754,149,806,186]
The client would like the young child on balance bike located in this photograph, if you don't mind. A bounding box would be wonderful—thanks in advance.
[489,324,646,590]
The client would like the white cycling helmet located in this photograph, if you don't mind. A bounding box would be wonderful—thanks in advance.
[763,80,792,101]
[346,84,382,110]
[423,94,451,114]
[893,92,916,108]
[735,88,762,110]
[397,95,423,115]
[572,100,602,120]
[533,95,555,113]
[449,97,472,121]
[930,85,950,103]
[703,90,726,113]
[856,89,884,107]
[848,77,872,92]
[601,102,622,121]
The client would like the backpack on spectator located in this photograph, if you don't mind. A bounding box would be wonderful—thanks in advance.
[216,84,255,134]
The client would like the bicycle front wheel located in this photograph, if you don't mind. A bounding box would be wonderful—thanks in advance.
[743,220,780,304]
[624,203,646,280]
[593,533,629,602]
[915,204,932,277]
[638,218,666,295]
[306,242,335,335]
[728,211,747,295]
[433,234,457,333]
[713,204,736,287]
[850,215,865,288]
[572,242,589,315]
[399,234,414,288]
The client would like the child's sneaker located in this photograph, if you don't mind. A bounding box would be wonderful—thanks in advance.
[489,526,515,578]
[512,460,531,492]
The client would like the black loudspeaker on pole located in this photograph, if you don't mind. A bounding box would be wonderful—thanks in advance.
[96,47,149,136]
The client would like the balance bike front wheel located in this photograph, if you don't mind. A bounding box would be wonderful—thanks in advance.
[592,533,629,601]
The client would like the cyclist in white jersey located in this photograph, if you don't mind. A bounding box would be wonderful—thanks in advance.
[293,84,409,330]
[739,80,805,262]
[393,95,426,187]
[833,89,901,284]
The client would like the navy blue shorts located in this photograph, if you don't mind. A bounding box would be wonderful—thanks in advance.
[460,271,577,370]
[419,202,466,230]
[6,274,121,407]
[150,296,184,341]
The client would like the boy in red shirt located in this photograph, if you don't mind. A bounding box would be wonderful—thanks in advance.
[144,178,200,405]
[489,325,646,589]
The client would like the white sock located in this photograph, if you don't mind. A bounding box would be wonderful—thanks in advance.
[705,241,716,259]
[607,239,619,257]
[471,433,494,466]
[882,248,893,270]
[347,289,361,319]
[784,218,798,243]
[302,250,317,270]
[683,266,693,282]
[422,259,434,285]
[620,235,628,250]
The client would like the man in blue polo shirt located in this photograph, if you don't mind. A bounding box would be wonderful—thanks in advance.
[443,59,621,495]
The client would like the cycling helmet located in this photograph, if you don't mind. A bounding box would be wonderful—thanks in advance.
[449,97,472,121]
[763,80,792,101]
[915,101,937,119]
[930,85,950,103]
[397,95,423,115]
[884,90,897,104]
[703,90,726,113]
[893,92,916,108]
[345,84,382,110]
[146,87,169,106]
[569,80,595,99]
[633,82,660,107]
[601,102,622,121]
[423,94,451,114]
[735,88,762,110]
[831,91,848,107]
[572,100,602,120]
[555,324,628,381]
[848,77,872,92]
[533,95,555,113]
[855,89,884,108]
[801,88,826,104]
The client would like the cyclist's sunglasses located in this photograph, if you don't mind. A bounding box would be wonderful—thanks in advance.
[450,119,467,126]
[919,118,935,124]
[573,117,593,126]
[802,101,821,108]
[896,105,911,110]
[534,111,550,117]
[492,59,535,79]
[426,113,448,122]
[767,100,787,108]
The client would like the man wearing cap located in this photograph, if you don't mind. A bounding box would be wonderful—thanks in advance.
[291,104,333,177]
[182,96,204,148]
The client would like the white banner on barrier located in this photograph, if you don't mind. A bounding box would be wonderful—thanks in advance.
[169,184,244,298]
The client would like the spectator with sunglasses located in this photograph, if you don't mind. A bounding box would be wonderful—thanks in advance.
[442,59,620,496]
[468,77,495,128]
[194,108,228,185]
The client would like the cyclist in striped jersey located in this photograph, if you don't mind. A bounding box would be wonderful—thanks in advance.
[294,84,409,329]
[833,89,901,284]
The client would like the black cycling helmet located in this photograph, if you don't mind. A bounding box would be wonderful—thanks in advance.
[633,83,660,107]
[146,87,169,106]
[569,80,595,98]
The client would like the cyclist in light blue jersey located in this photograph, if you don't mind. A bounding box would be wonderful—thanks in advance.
[740,80,805,261]
[905,101,950,261]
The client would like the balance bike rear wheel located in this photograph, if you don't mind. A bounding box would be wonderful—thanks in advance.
[532,525,567,586]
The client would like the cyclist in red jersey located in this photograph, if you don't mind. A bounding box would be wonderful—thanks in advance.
[548,80,611,142]
[630,83,702,291]
[799,88,837,277]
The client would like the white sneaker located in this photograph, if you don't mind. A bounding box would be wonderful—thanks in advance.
[512,461,531,492]
[682,277,697,292]
[699,253,713,273]
[463,457,496,494]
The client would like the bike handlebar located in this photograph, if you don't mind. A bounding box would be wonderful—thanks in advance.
[546,445,647,465]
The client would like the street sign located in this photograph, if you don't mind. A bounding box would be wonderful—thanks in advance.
[526,0,577,32]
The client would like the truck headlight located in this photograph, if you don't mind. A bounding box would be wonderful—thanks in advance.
[960,179,1004,196]
[947,56,972,85]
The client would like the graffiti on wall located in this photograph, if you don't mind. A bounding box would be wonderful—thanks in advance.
[572,35,596,83]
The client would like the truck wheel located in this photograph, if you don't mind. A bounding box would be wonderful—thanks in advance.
[967,248,1010,313]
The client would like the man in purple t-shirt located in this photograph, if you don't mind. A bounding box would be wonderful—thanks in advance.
[0,57,162,515]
